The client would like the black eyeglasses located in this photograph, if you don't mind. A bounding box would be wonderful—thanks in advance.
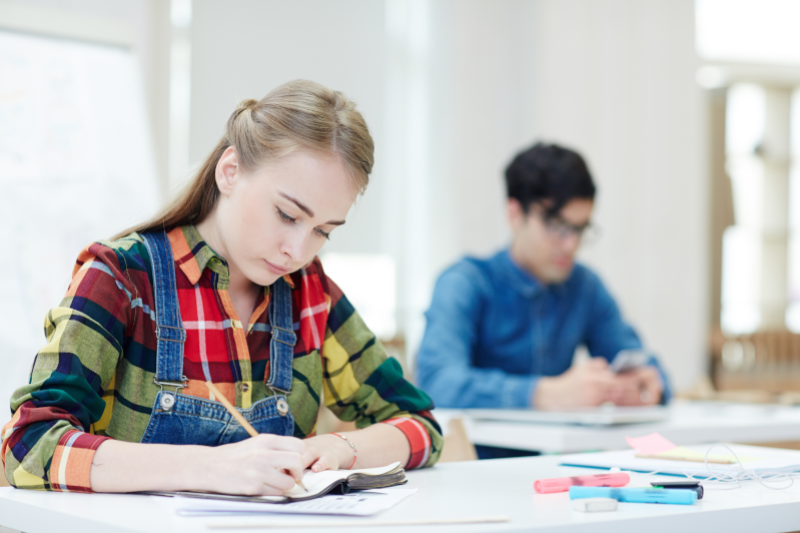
[534,210,601,244]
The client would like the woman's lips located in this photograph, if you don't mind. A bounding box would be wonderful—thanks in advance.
[264,260,291,276]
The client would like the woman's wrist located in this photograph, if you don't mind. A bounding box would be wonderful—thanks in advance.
[184,445,215,491]
[315,433,355,469]
[329,432,358,469]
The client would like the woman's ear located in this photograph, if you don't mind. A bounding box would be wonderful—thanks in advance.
[215,146,240,196]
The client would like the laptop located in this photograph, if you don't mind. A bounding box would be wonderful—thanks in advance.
[462,406,670,426]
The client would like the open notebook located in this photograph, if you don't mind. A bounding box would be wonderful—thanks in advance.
[145,462,406,503]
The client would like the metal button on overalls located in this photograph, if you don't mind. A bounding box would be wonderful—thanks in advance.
[160,393,175,411]
[276,398,289,416]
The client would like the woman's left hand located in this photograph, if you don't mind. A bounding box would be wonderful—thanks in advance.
[301,434,352,473]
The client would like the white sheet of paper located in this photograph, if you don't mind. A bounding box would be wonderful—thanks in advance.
[164,488,417,517]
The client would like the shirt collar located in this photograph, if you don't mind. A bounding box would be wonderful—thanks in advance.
[498,248,568,298]
[166,225,294,288]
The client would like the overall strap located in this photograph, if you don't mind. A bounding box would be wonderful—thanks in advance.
[141,231,187,387]
[266,277,297,394]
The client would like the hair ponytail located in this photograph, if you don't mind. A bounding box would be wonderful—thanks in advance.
[113,80,373,240]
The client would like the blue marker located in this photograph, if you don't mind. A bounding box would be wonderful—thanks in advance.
[569,486,697,505]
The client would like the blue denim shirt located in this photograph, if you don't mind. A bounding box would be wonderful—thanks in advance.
[416,249,672,408]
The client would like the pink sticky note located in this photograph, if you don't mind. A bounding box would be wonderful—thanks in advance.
[625,432,677,454]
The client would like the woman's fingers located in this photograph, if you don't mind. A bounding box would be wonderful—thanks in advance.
[260,450,305,481]
[208,438,312,495]
[260,467,299,493]
[311,455,331,472]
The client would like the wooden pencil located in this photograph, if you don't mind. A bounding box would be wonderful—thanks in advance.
[205,381,308,492]
[635,452,734,465]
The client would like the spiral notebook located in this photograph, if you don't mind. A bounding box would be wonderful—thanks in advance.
[145,462,406,503]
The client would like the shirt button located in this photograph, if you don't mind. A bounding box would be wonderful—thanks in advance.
[240,383,249,392]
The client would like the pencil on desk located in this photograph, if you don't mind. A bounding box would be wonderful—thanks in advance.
[635,453,734,465]
[205,381,308,492]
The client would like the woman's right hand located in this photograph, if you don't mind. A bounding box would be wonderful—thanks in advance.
[200,434,305,496]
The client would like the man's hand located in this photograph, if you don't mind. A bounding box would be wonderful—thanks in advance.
[533,357,617,409]
[609,366,663,406]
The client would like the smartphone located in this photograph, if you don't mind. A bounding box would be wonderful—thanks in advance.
[609,349,649,374]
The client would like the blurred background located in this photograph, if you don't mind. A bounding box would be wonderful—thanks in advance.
[1,0,799,409]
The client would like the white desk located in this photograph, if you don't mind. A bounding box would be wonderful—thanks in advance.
[439,401,800,453]
[4,450,800,533]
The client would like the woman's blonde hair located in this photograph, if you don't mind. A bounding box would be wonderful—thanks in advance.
[115,79,374,239]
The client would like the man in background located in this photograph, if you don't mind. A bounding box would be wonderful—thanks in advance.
[416,142,672,459]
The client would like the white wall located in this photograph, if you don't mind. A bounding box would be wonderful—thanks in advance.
[526,0,708,391]
[189,0,387,254]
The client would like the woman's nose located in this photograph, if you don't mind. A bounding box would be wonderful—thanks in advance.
[280,229,308,261]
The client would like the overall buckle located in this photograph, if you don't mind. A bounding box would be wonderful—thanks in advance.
[154,376,188,411]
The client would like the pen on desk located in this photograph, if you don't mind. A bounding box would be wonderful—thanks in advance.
[205,381,308,493]
[650,481,704,499]
[569,486,697,505]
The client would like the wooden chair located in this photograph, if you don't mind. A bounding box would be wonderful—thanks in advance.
[710,329,800,396]
[438,417,478,463]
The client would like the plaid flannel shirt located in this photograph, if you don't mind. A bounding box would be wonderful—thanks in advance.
[2,226,441,491]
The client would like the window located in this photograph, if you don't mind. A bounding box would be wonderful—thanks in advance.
[0,30,159,404]
[320,253,397,340]
[697,0,800,334]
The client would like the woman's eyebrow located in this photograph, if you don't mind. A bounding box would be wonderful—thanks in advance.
[279,192,346,226]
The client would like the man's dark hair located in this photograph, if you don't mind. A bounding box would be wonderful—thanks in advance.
[504,142,596,217]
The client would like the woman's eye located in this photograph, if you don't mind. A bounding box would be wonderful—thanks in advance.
[315,228,331,240]
[276,208,296,223]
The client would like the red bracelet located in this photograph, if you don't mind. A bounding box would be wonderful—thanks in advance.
[330,433,358,469]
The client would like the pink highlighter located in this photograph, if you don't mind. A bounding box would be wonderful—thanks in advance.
[534,473,630,494]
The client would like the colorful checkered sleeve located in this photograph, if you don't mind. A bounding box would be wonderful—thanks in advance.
[49,430,110,492]
[383,416,434,469]
[319,274,442,469]
[2,242,132,490]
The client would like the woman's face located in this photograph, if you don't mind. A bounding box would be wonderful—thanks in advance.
[210,147,359,287]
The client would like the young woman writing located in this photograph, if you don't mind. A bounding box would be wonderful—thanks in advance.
[1,80,441,495]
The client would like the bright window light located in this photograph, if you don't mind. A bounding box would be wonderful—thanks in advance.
[696,0,800,64]
[0,30,159,408]
[320,253,397,340]
[720,84,765,334]
[788,89,800,331]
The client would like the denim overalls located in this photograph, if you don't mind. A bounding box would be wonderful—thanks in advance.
[139,230,296,445]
